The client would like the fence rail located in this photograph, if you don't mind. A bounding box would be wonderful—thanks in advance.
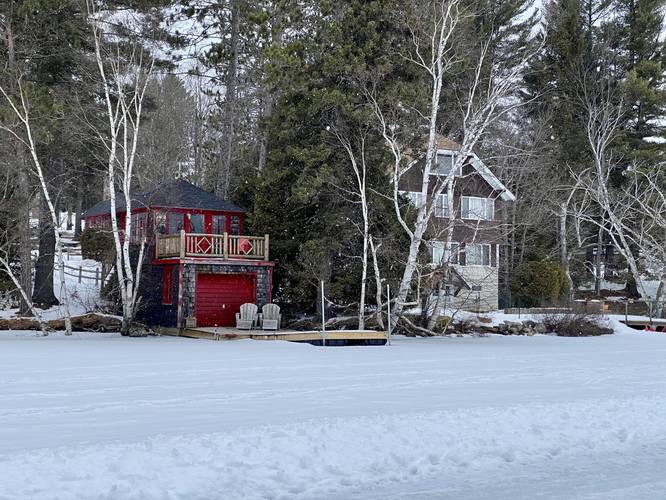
[62,264,102,286]
[156,231,269,261]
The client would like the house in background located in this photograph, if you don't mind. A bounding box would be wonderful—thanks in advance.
[84,180,273,328]
[398,136,515,312]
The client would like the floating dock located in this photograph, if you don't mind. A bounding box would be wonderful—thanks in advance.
[158,327,388,346]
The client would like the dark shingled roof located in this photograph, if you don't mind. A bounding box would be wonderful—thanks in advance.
[84,179,245,217]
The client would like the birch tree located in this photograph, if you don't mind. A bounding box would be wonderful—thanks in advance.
[0,77,73,334]
[621,169,666,313]
[371,0,542,326]
[571,83,650,300]
[333,127,372,330]
[87,1,152,335]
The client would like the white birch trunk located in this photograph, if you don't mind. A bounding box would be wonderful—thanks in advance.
[0,80,73,334]
[88,1,153,334]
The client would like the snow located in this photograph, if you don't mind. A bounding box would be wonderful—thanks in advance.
[2,323,666,499]
[1,231,104,320]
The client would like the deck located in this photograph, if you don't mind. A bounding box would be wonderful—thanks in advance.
[155,231,269,261]
[158,327,388,346]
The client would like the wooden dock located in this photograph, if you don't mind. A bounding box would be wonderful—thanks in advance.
[158,327,388,346]
[620,318,666,331]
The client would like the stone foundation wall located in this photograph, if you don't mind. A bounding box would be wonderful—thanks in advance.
[450,265,499,312]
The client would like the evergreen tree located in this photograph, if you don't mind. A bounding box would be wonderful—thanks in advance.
[615,0,666,160]
[250,0,408,316]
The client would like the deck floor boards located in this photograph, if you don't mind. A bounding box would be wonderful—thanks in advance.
[158,327,387,344]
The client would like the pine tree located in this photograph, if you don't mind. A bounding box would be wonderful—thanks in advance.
[250,0,408,316]
[615,0,666,160]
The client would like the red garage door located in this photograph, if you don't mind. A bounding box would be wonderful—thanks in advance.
[195,273,256,327]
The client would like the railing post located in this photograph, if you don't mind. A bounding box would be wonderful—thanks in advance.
[223,232,229,260]
[179,229,186,259]
[264,234,269,261]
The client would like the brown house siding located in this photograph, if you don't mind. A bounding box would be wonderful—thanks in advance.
[398,155,510,312]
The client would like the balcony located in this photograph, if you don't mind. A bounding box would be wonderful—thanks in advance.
[155,231,269,261]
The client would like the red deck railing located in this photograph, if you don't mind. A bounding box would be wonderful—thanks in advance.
[155,231,269,261]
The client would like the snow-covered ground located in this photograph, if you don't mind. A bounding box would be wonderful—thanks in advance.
[2,323,666,499]
[0,231,104,320]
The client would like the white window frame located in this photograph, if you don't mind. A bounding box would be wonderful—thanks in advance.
[430,241,460,266]
[434,193,450,218]
[461,196,494,220]
[465,243,492,266]
[431,150,461,177]
[399,190,424,209]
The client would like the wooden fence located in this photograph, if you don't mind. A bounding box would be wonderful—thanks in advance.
[62,264,102,287]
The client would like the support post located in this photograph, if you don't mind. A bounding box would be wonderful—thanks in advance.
[264,234,269,261]
[386,283,392,346]
[321,280,326,347]
[223,232,229,260]
[179,229,186,259]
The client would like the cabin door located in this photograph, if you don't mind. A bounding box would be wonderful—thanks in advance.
[195,273,256,327]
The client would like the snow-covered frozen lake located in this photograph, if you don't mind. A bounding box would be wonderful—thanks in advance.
[2,325,666,499]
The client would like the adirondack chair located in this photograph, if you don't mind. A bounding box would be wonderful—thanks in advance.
[235,303,258,330]
[259,303,281,331]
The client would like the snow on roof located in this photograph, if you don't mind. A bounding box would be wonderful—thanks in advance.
[431,135,516,201]
[468,154,516,202]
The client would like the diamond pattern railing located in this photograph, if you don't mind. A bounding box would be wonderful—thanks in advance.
[155,231,269,261]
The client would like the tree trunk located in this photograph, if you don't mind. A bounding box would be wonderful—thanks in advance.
[215,0,241,198]
[5,18,33,316]
[32,195,59,307]
[257,94,273,174]
[16,161,34,315]
[74,181,83,239]
[369,236,384,329]
[559,202,574,300]
[594,225,604,296]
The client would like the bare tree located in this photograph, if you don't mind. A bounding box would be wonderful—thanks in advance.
[621,169,666,313]
[571,83,650,300]
[370,0,542,325]
[88,1,152,335]
[334,127,372,329]
[0,77,73,334]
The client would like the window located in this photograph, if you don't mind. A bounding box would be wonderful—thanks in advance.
[130,213,147,243]
[465,243,491,266]
[168,212,184,235]
[212,215,227,234]
[154,210,166,234]
[162,267,174,305]
[431,241,460,265]
[435,194,450,218]
[399,190,424,209]
[230,215,241,235]
[432,153,460,176]
[461,196,494,220]
[189,214,204,234]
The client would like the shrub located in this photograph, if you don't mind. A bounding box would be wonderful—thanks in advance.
[510,260,570,308]
[80,228,115,263]
[542,312,613,337]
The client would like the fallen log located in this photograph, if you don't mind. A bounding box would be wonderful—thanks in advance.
[0,313,122,332]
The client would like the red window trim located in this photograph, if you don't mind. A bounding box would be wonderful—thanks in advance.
[162,267,174,305]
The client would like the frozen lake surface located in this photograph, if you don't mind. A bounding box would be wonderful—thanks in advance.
[1,324,666,499]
